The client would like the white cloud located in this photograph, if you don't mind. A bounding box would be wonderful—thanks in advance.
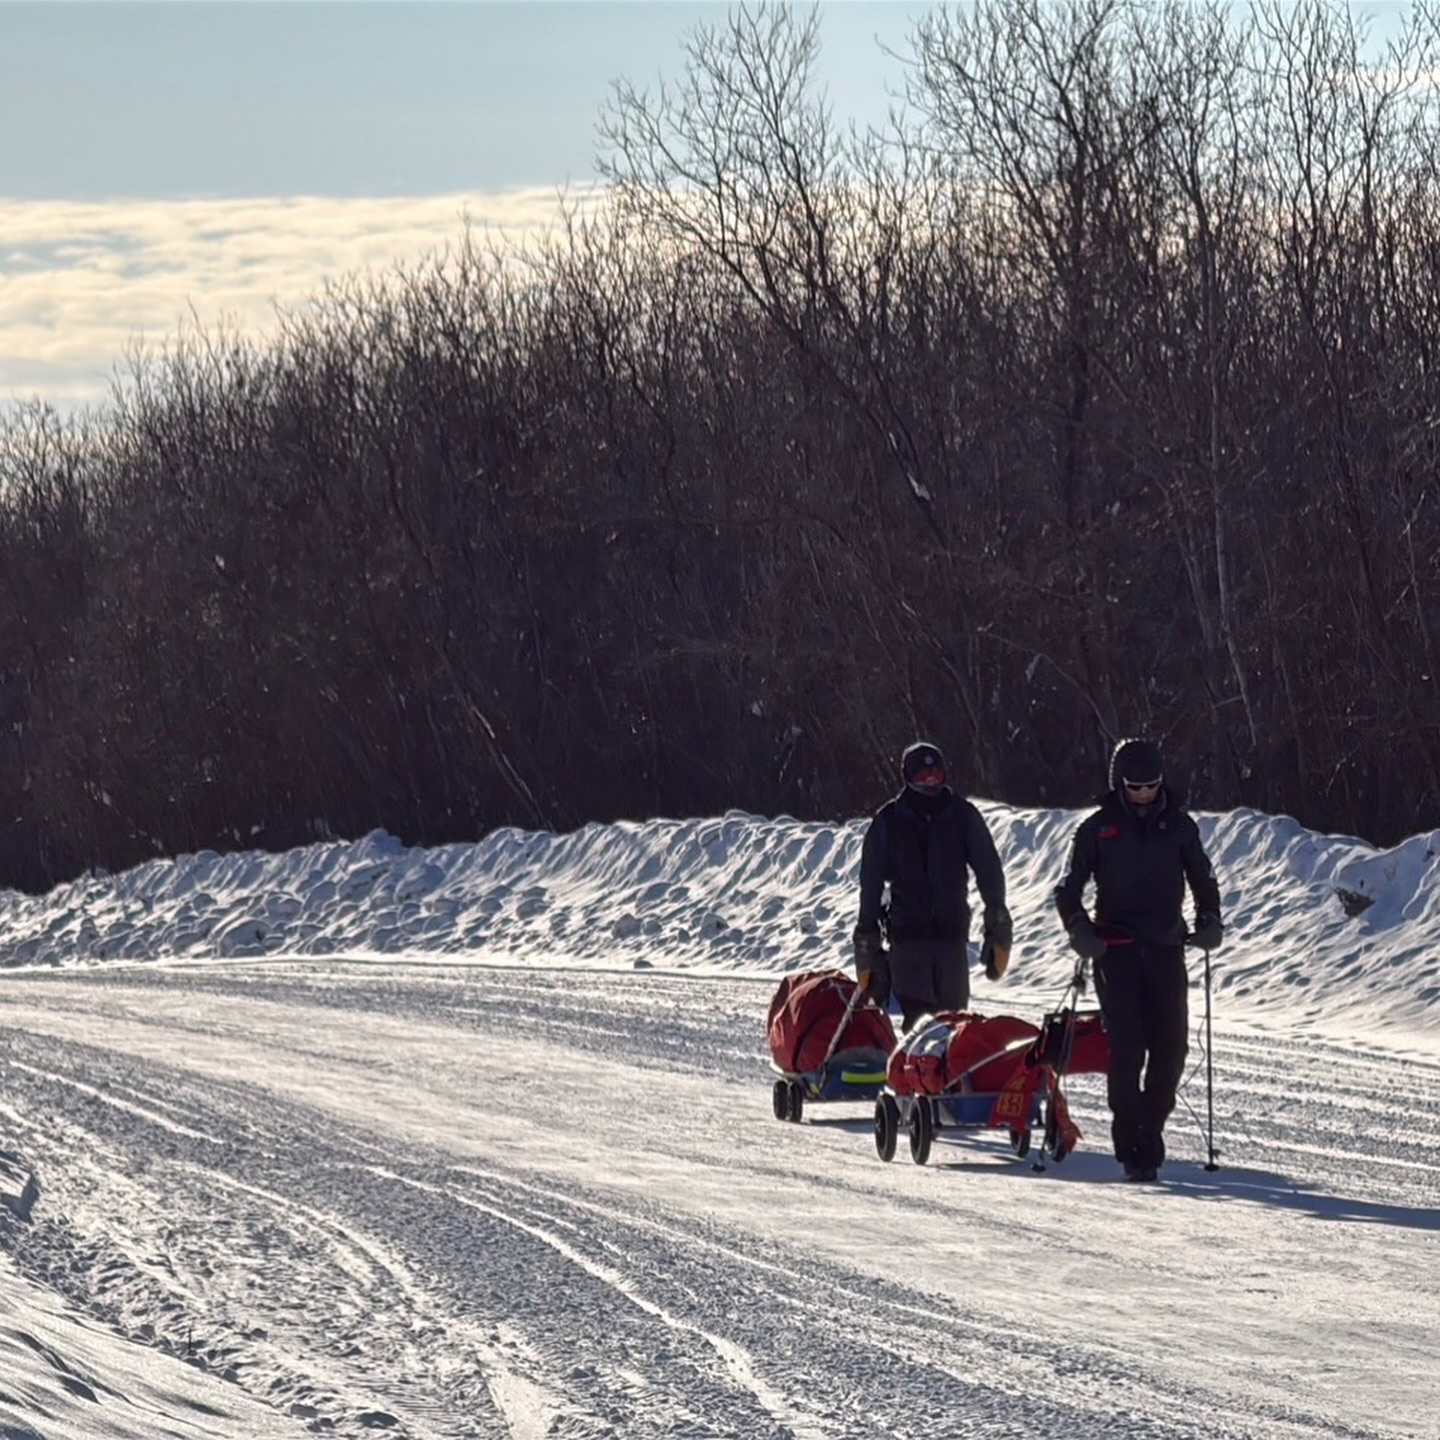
[0,188,591,413]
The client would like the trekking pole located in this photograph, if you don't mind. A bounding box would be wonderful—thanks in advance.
[1203,944,1219,1172]
[818,980,866,1072]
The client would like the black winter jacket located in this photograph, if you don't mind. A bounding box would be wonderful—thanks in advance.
[1053,788,1221,949]
[855,788,1007,944]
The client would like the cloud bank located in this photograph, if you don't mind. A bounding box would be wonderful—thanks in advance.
[0,189,582,414]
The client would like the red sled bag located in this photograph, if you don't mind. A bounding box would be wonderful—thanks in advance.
[886,1011,1041,1097]
[1064,1011,1110,1074]
[1029,1007,1111,1076]
[766,969,897,1077]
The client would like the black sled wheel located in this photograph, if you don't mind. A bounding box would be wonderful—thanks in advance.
[786,1081,805,1123]
[908,1098,934,1165]
[1009,1126,1032,1158]
[772,1079,790,1121]
[874,1094,899,1162]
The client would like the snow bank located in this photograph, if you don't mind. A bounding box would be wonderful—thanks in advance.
[3,805,1438,1037]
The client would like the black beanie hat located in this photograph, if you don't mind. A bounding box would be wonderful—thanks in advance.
[1109,737,1164,791]
[901,741,948,788]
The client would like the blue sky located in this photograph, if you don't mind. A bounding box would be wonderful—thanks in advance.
[2,2,920,201]
[0,2,1413,412]
[0,2,926,410]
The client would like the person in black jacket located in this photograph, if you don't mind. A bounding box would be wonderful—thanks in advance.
[1054,736,1224,1182]
[853,741,1012,1030]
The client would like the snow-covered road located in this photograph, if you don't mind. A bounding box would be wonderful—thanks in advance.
[3,961,1436,1438]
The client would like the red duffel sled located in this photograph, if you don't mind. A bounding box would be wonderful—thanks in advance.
[767,968,898,1124]
[1031,1005,1110,1078]
[875,1005,1110,1168]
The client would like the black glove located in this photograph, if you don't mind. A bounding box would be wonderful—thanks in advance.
[1192,912,1224,952]
[1065,913,1108,962]
[852,930,887,998]
[980,938,1010,980]
[983,904,1013,949]
[980,904,1012,980]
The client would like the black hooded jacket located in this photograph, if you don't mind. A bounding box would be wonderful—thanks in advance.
[1053,786,1221,948]
[855,787,1006,944]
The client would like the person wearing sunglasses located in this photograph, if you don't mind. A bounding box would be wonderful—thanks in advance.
[853,740,1012,1030]
[1053,736,1224,1182]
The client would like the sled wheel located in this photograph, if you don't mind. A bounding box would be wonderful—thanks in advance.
[908,1098,934,1165]
[786,1081,805,1124]
[772,1079,790,1121]
[1009,1126,1032,1158]
[874,1094,899,1162]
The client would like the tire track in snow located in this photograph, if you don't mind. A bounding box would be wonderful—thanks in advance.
[359,1162,835,1440]
[433,1159,1398,1440]
[3,1029,815,1437]
[7,1058,217,1143]
[3,1039,541,1437]
[185,1167,590,1440]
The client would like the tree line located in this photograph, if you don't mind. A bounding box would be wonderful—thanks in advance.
[4,0,1440,892]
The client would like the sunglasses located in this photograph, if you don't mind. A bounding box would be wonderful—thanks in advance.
[909,767,946,788]
[1124,778,1162,792]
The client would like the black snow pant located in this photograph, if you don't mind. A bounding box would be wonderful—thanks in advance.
[888,937,969,1031]
[1093,942,1189,1171]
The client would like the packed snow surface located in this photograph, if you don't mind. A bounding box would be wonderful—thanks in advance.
[2,804,1437,1438]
